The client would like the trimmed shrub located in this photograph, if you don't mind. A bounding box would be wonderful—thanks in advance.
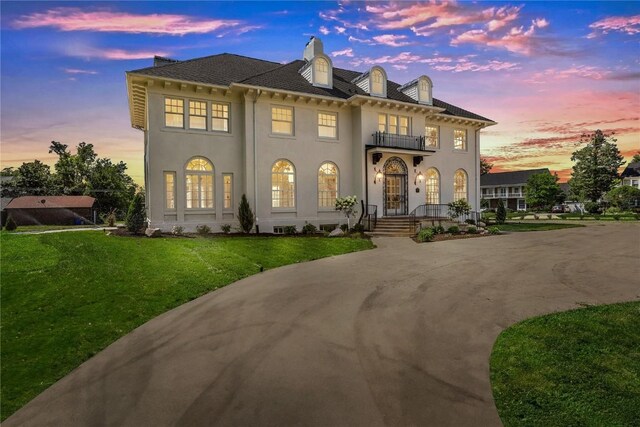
[171,225,184,236]
[283,225,297,235]
[432,225,445,234]
[340,223,349,232]
[488,226,500,235]
[605,206,622,214]
[238,194,255,233]
[465,219,476,225]
[221,224,232,234]
[467,226,478,234]
[125,192,146,234]
[495,199,507,224]
[196,224,211,235]
[447,225,460,234]
[584,201,600,214]
[417,228,434,242]
[302,222,317,234]
[5,216,17,231]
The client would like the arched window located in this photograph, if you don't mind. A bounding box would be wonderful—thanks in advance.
[425,168,440,204]
[419,79,430,103]
[318,162,338,208]
[185,157,214,209]
[315,57,329,86]
[454,169,468,202]
[272,160,296,208]
[371,69,384,94]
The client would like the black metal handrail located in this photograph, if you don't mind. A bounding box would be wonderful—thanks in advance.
[410,204,481,229]
[358,201,378,231]
[372,131,427,151]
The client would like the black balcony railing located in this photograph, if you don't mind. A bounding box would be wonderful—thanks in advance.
[371,131,430,151]
[358,201,378,231]
[409,204,481,230]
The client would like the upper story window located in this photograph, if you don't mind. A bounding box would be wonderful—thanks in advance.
[454,129,467,150]
[185,157,214,209]
[425,125,439,148]
[318,112,337,139]
[399,116,409,136]
[272,106,294,135]
[164,98,184,128]
[189,101,207,130]
[418,77,432,104]
[272,160,296,208]
[371,69,384,95]
[315,58,329,86]
[389,115,398,134]
[378,114,387,132]
[212,102,229,132]
[318,162,339,208]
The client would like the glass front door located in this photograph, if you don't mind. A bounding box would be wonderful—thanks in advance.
[383,157,408,216]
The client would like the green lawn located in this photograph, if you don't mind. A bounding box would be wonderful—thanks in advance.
[493,222,584,232]
[0,232,373,420]
[491,302,640,426]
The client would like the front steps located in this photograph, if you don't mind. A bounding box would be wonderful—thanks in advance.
[370,216,415,237]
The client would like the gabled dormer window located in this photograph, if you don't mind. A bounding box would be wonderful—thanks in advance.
[315,57,329,86]
[300,54,333,88]
[369,66,387,97]
[418,76,433,105]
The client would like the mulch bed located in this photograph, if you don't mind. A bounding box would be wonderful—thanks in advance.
[413,232,497,243]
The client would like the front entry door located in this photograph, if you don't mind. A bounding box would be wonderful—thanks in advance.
[383,157,408,216]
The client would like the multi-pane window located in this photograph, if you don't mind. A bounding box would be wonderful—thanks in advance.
[454,129,467,150]
[419,79,430,102]
[371,69,384,94]
[318,112,337,139]
[318,162,338,208]
[425,125,439,147]
[185,157,214,209]
[164,98,184,128]
[271,106,294,135]
[164,171,176,210]
[425,168,440,204]
[454,169,468,201]
[378,114,387,132]
[189,101,207,130]
[499,187,507,197]
[212,102,229,132]
[399,116,409,136]
[389,115,398,134]
[272,160,296,208]
[315,58,329,85]
[223,174,233,210]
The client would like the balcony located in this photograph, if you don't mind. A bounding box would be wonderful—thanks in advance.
[370,131,435,152]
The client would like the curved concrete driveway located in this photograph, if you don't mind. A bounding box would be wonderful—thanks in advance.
[7,223,640,426]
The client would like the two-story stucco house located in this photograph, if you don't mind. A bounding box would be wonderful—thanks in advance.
[126,37,496,233]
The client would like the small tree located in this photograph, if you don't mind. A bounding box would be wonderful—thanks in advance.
[238,194,254,233]
[495,199,507,224]
[525,172,561,211]
[5,215,17,231]
[605,186,640,211]
[447,199,471,222]
[125,192,145,234]
[335,195,358,229]
[480,157,493,175]
[632,153,640,163]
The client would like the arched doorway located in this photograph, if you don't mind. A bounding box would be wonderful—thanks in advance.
[383,157,408,216]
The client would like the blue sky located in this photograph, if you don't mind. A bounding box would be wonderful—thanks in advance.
[1,1,639,182]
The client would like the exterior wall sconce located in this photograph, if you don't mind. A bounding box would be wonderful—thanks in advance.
[414,170,424,185]
[373,167,383,184]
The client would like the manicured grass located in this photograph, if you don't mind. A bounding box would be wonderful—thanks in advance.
[494,222,584,232]
[0,232,373,420]
[491,302,640,426]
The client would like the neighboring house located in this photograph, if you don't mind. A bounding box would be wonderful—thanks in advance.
[126,37,496,233]
[559,183,583,213]
[1,197,12,226]
[480,169,550,211]
[620,161,640,189]
[5,196,96,226]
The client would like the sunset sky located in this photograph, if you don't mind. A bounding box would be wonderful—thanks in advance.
[1,1,639,184]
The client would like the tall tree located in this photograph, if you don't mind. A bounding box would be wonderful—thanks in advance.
[86,158,137,216]
[525,172,561,211]
[632,152,640,163]
[2,160,53,197]
[569,130,624,202]
[480,157,493,175]
[49,141,97,194]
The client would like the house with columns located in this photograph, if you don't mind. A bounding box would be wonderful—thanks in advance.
[126,37,495,233]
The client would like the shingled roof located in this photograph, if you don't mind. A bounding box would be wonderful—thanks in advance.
[621,161,640,178]
[480,169,550,186]
[6,196,96,209]
[128,53,493,122]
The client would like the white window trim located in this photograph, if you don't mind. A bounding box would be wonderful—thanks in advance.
[211,101,231,134]
[271,160,297,211]
[425,124,440,149]
[318,161,339,210]
[185,158,215,211]
[164,171,176,211]
[317,111,338,140]
[188,100,208,131]
[454,129,468,151]
[164,97,185,129]
[270,105,295,136]
[223,173,233,212]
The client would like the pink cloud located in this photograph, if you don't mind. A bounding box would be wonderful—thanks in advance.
[349,51,518,73]
[319,26,330,35]
[319,9,369,30]
[348,35,374,44]
[432,59,520,73]
[331,47,354,57]
[63,68,98,75]
[13,8,244,36]
[334,26,346,34]
[588,14,640,38]
[392,64,408,70]
[66,45,168,60]
[451,19,550,55]
[372,34,410,47]
[526,66,612,83]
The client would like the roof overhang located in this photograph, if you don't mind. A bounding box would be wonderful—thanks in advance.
[347,94,444,115]
[432,113,497,129]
